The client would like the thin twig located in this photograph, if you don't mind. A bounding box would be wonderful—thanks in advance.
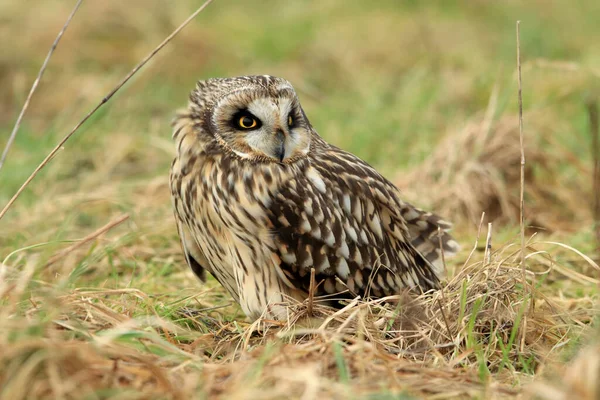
[0,0,215,221]
[516,21,534,320]
[436,297,453,341]
[587,100,600,267]
[437,226,448,275]
[516,21,527,290]
[0,0,84,171]
[308,268,316,317]
[484,222,493,265]
[436,227,453,340]
[45,214,129,267]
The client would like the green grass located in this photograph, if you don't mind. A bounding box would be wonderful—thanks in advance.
[1,0,600,398]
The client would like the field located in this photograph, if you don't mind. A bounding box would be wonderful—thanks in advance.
[1,0,600,398]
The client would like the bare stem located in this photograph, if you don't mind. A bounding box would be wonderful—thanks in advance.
[484,223,493,265]
[45,214,129,267]
[308,268,316,317]
[0,0,84,171]
[0,0,215,222]
[588,100,600,267]
[516,21,527,287]
[437,227,453,339]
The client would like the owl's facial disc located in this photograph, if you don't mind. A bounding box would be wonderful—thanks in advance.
[214,92,311,163]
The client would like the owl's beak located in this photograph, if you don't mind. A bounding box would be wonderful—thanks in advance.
[274,129,286,162]
[276,142,285,162]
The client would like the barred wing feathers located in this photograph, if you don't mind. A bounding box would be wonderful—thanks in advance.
[266,141,459,299]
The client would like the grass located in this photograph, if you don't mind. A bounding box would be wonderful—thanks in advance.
[1,0,600,398]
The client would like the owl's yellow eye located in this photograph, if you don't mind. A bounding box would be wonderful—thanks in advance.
[288,115,294,127]
[238,115,257,129]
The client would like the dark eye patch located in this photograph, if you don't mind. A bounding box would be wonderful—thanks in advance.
[232,110,262,130]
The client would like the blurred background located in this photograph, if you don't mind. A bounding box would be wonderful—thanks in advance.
[1,0,599,257]
[1,3,600,397]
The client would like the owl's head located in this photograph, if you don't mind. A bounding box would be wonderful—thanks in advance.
[188,75,312,163]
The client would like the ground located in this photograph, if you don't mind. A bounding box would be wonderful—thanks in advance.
[1,1,599,399]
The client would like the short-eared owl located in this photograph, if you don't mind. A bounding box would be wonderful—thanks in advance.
[170,75,459,320]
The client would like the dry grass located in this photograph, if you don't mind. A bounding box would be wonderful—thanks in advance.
[2,1,600,399]
[1,219,598,398]
[396,112,592,233]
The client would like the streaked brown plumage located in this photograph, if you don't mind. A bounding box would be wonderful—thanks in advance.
[170,75,459,320]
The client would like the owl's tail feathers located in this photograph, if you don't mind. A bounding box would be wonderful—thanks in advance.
[400,204,460,279]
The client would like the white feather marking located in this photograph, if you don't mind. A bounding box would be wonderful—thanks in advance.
[446,239,460,253]
[317,255,330,273]
[337,258,350,279]
[301,246,313,268]
[359,230,369,244]
[429,257,445,278]
[393,273,403,288]
[304,198,314,216]
[336,241,350,259]
[368,213,383,240]
[352,197,362,222]
[386,273,396,288]
[299,217,311,234]
[344,221,358,242]
[314,207,325,223]
[415,219,428,230]
[310,226,322,240]
[232,149,251,159]
[403,208,420,221]
[411,271,421,287]
[306,167,326,194]
[397,250,408,268]
[366,200,375,216]
[323,229,336,247]
[404,272,415,288]
[281,251,297,265]
[353,248,362,265]
[342,194,352,214]
[354,269,364,288]
[278,214,291,227]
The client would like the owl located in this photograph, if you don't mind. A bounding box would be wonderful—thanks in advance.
[169,75,459,320]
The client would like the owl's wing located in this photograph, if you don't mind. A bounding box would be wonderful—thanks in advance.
[399,203,460,274]
[266,143,458,299]
[175,217,209,282]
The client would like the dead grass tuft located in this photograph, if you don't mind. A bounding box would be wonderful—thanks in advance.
[396,114,591,233]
